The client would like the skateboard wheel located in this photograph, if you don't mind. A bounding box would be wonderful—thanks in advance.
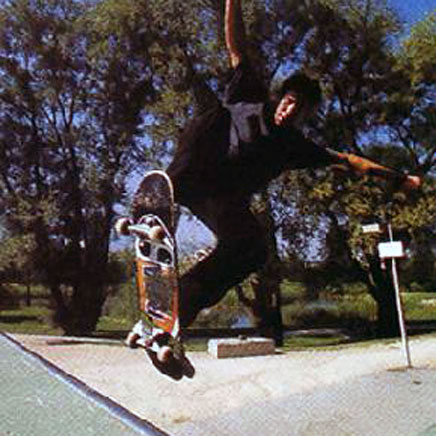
[157,345,173,363]
[115,217,132,236]
[144,216,155,226]
[149,225,165,241]
[125,332,140,348]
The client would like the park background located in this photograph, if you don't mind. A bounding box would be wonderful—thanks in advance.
[1,0,436,349]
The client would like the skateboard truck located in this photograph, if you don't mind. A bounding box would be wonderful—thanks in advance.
[125,320,175,363]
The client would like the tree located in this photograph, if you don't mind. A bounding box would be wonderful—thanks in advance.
[0,0,165,334]
[2,0,433,339]
[272,0,436,336]
[94,0,436,338]
[0,231,37,305]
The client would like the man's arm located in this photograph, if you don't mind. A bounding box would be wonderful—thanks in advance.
[225,0,246,68]
[331,151,421,190]
[223,0,267,104]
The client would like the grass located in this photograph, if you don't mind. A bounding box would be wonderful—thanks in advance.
[2,282,436,352]
[403,292,436,321]
[6,283,50,298]
[0,306,63,336]
[97,315,136,333]
[281,334,349,352]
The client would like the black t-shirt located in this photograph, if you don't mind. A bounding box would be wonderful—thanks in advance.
[168,61,337,200]
[223,61,270,156]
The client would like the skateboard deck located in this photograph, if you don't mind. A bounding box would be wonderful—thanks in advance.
[116,170,194,380]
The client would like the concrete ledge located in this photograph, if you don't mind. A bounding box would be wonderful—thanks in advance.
[208,337,275,359]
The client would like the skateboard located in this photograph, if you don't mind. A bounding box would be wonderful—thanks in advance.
[115,170,194,380]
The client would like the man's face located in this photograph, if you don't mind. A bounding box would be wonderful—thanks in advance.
[274,91,317,128]
[274,92,298,127]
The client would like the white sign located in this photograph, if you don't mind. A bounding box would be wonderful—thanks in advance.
[362,223,381,234]
[378,241,404,259]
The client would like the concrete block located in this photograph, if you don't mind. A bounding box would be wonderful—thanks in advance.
[208,337,275,359]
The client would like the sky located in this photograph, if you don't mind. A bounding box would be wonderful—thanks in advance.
[389,0,436,27]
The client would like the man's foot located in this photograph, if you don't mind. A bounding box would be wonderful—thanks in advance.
[125,331,141,349]
[145,348,184,380]
[145,346,195,381]
[125,320,154,348]
[125,322,195,380]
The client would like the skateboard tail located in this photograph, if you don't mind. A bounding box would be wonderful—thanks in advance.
[131,170,176,233]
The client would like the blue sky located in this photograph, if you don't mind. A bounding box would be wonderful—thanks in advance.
[389,0,436,26]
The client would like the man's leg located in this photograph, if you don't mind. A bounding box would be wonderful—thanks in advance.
[178,196,267,328]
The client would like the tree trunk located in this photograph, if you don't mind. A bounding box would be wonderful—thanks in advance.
[48,231,110,336]
[25,281,31,307]
[367,257,400,337]
[50,282,70,329]
[66,281,106,336]
[66,235,110,335]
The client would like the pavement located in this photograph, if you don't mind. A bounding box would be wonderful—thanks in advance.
[2,332,436,436]
[0,333,163,436]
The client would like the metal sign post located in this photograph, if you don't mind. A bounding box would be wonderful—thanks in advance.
[383,224,412,368]
[364,221,412,368]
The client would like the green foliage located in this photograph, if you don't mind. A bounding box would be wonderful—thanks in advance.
[0,308,56,334]
[280,279,307,301]
[0,0,180,333]
[0,285,20,310]
[0,296,63,335]
[281,334,348,350]
[101,280,139,321]
[192,288,247,329]
[273,3,436,330]
[401,12,436,84]
[281,291,376,331]
[403,293,436,320]
[0,0,435,335]
[106,249,135,284]
[0,234,36,273]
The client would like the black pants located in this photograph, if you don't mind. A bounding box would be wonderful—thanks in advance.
[165,104,267,327]
[168,184,267,327]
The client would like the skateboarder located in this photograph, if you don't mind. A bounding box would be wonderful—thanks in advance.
[165,0,421,329]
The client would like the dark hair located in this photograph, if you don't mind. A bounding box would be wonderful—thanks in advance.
[280,73,322,108]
